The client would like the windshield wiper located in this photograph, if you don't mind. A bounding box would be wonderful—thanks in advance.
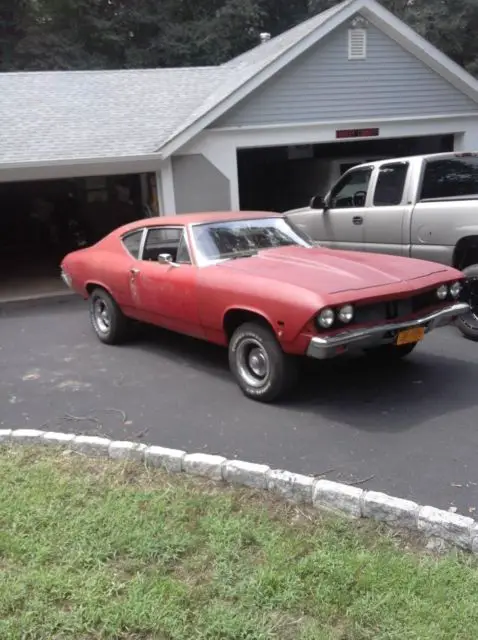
[224,250,258,261]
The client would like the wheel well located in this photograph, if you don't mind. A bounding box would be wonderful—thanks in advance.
[223,309,273,341]
[85,282,106,296]
[453,236,478,269]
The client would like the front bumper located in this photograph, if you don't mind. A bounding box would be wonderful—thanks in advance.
[306,302,470,360]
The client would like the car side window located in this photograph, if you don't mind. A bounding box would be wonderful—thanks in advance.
[329,168,372,208]
[373,163,409,206]
[176,232,192,264]
[122,230,143,258]
[142,227,190,264]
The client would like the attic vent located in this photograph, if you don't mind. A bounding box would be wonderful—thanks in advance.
[348,28,367,60]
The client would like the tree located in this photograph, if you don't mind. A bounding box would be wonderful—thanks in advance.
[405,0,478,76]
[3,0,478,76]
[0,0,29,70]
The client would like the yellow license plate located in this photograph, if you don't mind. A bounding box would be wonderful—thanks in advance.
[396,327,425,346]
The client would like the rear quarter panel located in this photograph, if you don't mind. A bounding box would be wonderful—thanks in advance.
[410,200,478,265]
[62,240,133,308]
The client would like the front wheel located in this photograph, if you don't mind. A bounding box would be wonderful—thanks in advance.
[455,264,478,342]
[364,341,418,361]
[228,322,297,402]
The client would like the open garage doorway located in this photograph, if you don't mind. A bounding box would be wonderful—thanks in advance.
[237,134,455,212]
[0,172,158,303]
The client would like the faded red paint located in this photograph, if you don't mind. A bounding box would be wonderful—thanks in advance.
[61,211,465,354]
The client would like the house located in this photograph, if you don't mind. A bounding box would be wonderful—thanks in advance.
[1,0,478,298]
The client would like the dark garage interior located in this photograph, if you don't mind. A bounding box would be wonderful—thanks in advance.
[237,134,455,212]
[0,172,157,302]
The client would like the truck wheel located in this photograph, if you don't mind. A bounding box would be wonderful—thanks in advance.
[89,287,130,345]
[455,264,478,341]
[228,322,298,402]
[365,341,418,361]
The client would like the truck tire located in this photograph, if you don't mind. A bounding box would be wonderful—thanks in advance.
[228,322,298,402]
[456,264,478,342]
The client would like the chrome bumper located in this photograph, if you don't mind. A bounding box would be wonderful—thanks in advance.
[306,302,470,360]
[60,270,72,289]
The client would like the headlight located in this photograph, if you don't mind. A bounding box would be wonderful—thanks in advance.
[317,308,335,328]
[436,284,448,300]
[338,304,354,323]
[450,281,462,299]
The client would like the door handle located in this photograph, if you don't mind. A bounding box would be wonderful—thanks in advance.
[129,268,140,276]
[352,216,363,225]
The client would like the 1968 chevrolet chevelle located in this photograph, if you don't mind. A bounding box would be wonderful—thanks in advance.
[61,211,469,402]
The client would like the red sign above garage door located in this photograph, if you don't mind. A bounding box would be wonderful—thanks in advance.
[336,128,380,139]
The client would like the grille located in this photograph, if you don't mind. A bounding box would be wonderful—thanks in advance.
[354,289,441,326]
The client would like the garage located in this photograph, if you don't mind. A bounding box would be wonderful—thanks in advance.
[237,134,455,212]
[160,0,478,217]
[0,171,158,302]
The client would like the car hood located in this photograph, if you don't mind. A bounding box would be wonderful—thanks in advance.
[219,246,450,295]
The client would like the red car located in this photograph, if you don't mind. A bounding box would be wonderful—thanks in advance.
[61,211,469,402]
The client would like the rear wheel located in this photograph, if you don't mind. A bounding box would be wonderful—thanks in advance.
[89,287,130,345]
[365,341,418,361]
[455,264,478,342]
[228,322,297,402]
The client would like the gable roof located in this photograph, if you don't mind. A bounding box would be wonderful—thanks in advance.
[157,0,478,157]
[1,0,478,168]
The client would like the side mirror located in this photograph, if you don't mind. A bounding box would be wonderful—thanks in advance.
[309,194,327,210]
[158,253,173,265]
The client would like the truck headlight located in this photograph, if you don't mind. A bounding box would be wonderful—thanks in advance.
[317,308,335,328]
[338,304,354,323]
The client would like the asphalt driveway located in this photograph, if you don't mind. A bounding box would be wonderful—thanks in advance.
[1,297,478,515]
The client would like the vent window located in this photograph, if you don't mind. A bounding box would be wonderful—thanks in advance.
[348,28,367,60]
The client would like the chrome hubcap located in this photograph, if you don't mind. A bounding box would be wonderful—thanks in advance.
[236,338,270,388]
[94,299,110,333]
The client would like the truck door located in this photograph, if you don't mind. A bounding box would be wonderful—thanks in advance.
[321,165,373,251]
[362,161,412,257]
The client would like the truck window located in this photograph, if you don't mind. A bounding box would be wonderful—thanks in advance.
[329,167,372,208]
[373,163,409,206]
[420,156,478,200]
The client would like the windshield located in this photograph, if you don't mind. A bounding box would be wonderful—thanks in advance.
[191,217,313,266]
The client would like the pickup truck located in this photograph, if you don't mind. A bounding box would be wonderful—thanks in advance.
[286,151,478,341]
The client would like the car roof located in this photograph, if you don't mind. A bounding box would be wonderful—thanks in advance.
[117,210,282,235]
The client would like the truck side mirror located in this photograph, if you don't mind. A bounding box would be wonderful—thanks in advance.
[310,194,326,210]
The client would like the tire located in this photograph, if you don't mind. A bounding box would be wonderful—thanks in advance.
[228,322,298,402]
[455,264,478,342]
[365,341,418,361]
[89,287,130,345]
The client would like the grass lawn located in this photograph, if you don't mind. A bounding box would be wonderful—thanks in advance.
[1,448,478,639]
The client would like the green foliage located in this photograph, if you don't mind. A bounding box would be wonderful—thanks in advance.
[1,0,478,75]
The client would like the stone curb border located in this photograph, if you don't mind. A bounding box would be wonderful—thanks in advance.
[1,428,476,553]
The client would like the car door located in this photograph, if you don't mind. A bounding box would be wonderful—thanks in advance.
[290,166,373,251]
[112,228,147,317]
[130,226,204,338]
[362,161,412,257]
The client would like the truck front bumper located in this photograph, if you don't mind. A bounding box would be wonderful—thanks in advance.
[306,302,470,360]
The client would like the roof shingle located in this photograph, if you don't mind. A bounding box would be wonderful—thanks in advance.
[0,67,229,164]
